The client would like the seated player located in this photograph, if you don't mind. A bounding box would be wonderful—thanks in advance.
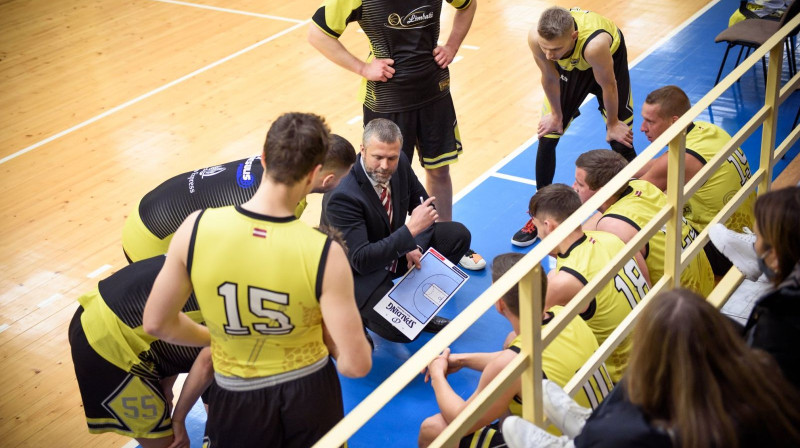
[637,85,755,277]
[530,184,650,381]
[729,0,789,26]
[68,255,208,448]
[417,253,613,448]
[122,134,356,262]
[573,149,714,295]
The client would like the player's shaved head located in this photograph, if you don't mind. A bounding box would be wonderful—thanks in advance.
[645,85,691,119]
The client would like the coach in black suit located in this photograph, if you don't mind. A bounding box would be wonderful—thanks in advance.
[324,119,471,343]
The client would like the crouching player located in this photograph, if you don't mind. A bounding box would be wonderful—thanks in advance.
[68,256,207,447]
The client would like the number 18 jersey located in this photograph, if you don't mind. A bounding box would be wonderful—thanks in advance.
[189,205,331,379]
[556,231,649,382]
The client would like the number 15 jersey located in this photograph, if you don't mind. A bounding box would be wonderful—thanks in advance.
[189,205,331,379]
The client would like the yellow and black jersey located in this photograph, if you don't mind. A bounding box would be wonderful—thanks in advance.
[77,256,204,379]
[312,0,472,113]
[684,122,756,233]
[601,179,715,296]
[508,306,613,415]
[189,205,331,379]
[556,8,621,72]
[556,231,649,381]
[294,197,308,219]
[122,155,263,261]
[122,155,310,262]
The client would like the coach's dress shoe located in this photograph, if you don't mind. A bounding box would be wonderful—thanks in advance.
[422,316,450,333]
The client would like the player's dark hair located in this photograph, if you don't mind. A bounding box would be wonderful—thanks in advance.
[754,186,800,286]
[491,253,547,317]
[575,150,629,191]
[529,184,582,223]
[262,112,330,184]
[363,118,403,148]
[645,85,691,119]
[537,6,574,40]
[627,288,800,448]
[324,134,357,171]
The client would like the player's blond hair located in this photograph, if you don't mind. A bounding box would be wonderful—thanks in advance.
[537,6,574,40]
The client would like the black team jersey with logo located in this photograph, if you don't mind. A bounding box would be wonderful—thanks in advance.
[138,155,262,239]
[312,0,472,113]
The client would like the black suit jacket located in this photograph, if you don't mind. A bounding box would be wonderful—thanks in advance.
[324,153,432,308]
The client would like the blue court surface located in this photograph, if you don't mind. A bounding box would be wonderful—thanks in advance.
[169,0,799,446]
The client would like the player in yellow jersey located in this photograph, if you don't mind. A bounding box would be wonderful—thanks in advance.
[573,149,715,296]
[529,184,650,382]
[68,255,210,448]
[122,134,356,263]
[418,253,613,448]
[513,6,636,248]
[142,113,371,448]
[637,85,756,277]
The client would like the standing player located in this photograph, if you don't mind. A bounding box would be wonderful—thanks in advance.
[308,0,486,271]
[637,85,755,276]
[68,255,207,448]
[142,113,371,447]
[418,253,613,448]
[573,149,715,295]
[122,134,356,263]
[513,6,636,247]
[530,184,649,382]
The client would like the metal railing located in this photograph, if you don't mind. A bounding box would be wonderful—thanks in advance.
[313,13,800,448]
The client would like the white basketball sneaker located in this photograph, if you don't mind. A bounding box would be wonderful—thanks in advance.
[708,224,760,280]
[541,379,592,439]
[501,416,574,448]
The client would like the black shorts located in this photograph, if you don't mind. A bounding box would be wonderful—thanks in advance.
[542,32,634,138]
[704,240,734,277]
[459,421,505,448]
[204,359,344,448]
[363,93,462,169]
[68,307,174,439]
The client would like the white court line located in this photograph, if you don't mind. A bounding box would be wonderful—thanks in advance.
[0,20,311,166]
[347,115,363,125]
[37,294,63,308]
[0,324,9,334]
[453,134,538,203]
[151,0,303,23]
[450,55,464,65]
[490,172,537,186]
[87,264,112,279]
[461,44,480,51]
[121,440,139,448]
[457,0,722,196]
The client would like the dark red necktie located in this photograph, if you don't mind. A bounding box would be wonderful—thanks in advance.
[379,185,397,272]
